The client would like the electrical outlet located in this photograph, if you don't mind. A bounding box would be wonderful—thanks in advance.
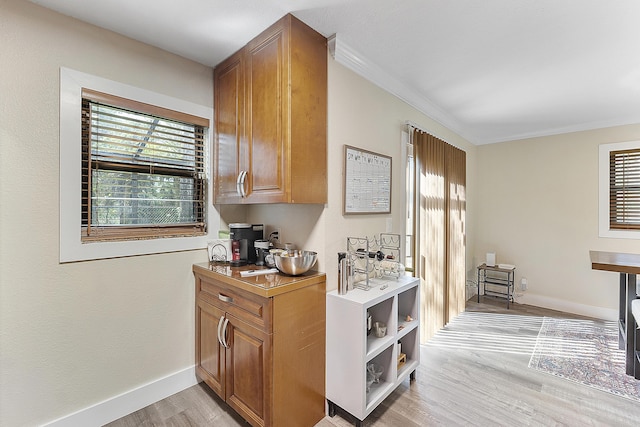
[521,277,528,291]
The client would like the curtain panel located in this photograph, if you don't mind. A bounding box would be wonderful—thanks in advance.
[411,128,466,342]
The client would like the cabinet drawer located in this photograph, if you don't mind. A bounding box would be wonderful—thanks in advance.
[197,276,272,332]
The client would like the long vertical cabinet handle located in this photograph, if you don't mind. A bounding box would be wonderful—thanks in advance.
[217,315,225,347]
[221,317,230,348]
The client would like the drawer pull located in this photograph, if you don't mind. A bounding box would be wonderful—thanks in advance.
[218,293,234,303]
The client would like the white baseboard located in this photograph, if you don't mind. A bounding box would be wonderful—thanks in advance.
[43,366,200,427]
[517,293,617,321]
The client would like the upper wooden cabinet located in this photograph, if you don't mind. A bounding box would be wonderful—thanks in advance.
[213,14,328,204]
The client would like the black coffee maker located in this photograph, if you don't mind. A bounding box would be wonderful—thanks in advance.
[229,223,264,266]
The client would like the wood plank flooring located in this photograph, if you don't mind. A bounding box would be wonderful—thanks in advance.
[107,297,640,426]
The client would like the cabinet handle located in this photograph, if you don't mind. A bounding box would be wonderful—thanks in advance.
[217,315,225,347]
[239,170,248,198]
[221,317,230,348]
[218,293,234,303]
[236,172,244,197]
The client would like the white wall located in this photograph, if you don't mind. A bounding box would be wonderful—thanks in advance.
[475,124,640,320]
[0,1,213,425]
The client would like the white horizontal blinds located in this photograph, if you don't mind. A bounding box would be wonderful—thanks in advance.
[610,148,640,230]
[81,89,208,241]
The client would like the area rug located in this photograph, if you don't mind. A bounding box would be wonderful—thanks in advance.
[528,317,640,402]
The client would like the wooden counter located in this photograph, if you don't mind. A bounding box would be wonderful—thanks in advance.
[590,250,640,375]
[192,262,325,298]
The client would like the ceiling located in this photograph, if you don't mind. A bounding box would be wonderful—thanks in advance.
[30,0,640,144]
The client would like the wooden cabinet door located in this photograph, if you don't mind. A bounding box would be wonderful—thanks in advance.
[212,14,327,206]
[244,20,289,203]
[195,300,225,398]
[214,50,244,204]
[225,313,272,427]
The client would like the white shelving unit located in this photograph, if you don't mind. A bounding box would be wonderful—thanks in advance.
[326,275,420,426]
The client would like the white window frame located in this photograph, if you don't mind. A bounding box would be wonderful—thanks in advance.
[60,67,218,262]
[598,140,640,239]
[402,129,413,271]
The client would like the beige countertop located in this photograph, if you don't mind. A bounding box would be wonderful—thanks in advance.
[192,262,326,298]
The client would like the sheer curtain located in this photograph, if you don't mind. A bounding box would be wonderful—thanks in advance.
[411,127,466,343]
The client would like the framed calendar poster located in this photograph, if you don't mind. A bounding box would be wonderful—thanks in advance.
[343,145,392,214]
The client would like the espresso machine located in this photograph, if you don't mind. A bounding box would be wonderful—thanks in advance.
[229,223,264,266]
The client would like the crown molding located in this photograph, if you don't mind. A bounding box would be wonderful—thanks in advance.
[328,34,475,144]
[478,117,640,145]
[328,36,640,146]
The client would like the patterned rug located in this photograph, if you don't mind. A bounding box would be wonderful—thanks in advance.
[529,317,640,402]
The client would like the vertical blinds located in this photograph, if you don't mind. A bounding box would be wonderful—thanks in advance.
[610,148,640,230]
[81,89,208,241]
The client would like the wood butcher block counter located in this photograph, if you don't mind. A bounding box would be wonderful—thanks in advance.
[192,262,326,427]
[589,250,640,375]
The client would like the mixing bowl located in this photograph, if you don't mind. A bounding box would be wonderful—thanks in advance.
[273,250,317,275]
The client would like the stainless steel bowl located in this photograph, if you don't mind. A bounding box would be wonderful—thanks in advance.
[273,250,317,275]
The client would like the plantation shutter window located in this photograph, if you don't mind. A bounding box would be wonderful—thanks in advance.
[81,89,208,242]
[610,148,640,230]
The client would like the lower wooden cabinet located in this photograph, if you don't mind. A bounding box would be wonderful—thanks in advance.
[196,300,225,397]
[225,312,272,425]
[196,300,272,425]
[194,264,325,427]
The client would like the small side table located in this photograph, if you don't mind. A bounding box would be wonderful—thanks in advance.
[477,263,516,308]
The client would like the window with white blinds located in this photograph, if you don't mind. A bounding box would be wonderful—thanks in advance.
[81,89,208,242]
[610,148,640,230]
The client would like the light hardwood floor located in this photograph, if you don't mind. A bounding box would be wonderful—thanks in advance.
[107,297,640,426]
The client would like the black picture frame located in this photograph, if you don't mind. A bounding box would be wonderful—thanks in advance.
[343,145,392,215]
